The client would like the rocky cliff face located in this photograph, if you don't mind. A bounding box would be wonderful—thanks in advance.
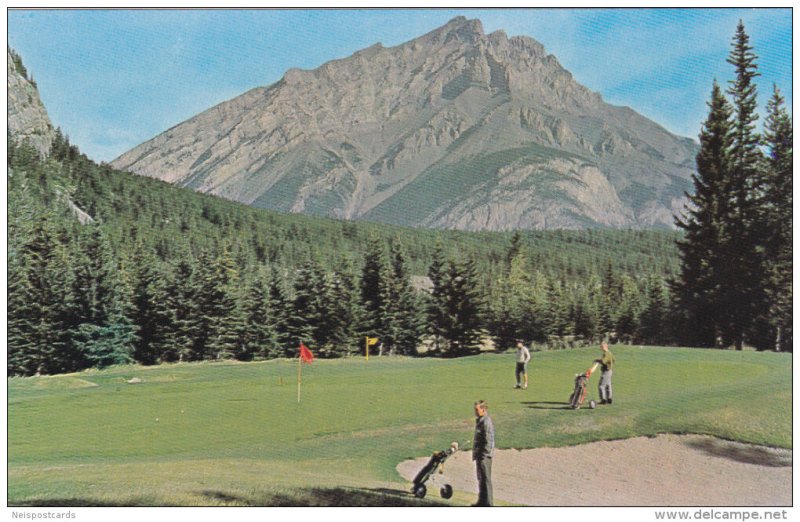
[112,17,697,230]
[8,48,55,158]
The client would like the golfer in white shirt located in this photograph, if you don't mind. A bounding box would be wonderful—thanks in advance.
[514,340,531,389]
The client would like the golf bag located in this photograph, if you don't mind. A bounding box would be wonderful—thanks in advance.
[569,362,599,410]
[412,444,457,499]
[568,372,589,409]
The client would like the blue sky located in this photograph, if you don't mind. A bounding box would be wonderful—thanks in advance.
[7,8,793,163]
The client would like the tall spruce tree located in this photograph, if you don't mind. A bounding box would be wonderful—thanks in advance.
[17,216,82,374]
[314,270,340,351]
[638,276,668,345]
[673,81,734,347]
[207,250,244,359]
[267,270,292,355]
[546,280,573,343]
[130,247,171,364]
[722,20,767,349]
[427,240,449,352]
[239,275,281,360]
[163,254,200,362]
[323,260,362,356]
[441,256,485,356]
[529,271,552,343]
[8,248,39,375]
[184,252,219,360]
[615,276,643,344]
[95,255,137,368]
[360,238,387,352]
[71,226,119,328]
[381,238,422,355]
[288,258,326,352]
[570,292,595,343]
[489,250,539,350]
[761,86,793,351]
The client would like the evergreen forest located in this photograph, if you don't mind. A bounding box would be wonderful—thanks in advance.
[7,134,683,376]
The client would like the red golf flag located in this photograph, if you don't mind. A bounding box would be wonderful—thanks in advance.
[299,343,314,364]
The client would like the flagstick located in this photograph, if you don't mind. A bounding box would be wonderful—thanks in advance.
[365,337,369,362]
[297,355,302,403]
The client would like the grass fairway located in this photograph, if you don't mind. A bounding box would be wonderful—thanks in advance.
[7,346,791,506]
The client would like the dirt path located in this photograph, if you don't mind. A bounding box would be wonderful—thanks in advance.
[396,434,791,506]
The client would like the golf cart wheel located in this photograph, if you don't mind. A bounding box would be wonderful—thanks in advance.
[440,484,453,499]
[413,484,427,498]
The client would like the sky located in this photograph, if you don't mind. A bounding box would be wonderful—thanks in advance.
[6,7,793,163]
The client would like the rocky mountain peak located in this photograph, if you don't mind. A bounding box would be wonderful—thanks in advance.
[7,47,55,157]
[446,16,485,42]
[112,18,697,231]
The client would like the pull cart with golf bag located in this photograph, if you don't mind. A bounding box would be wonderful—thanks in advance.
[411,442,459,499]
[568,362,599,409]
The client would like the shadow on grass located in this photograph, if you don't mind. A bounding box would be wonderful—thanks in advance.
[685,438,792,467]
[252,486,449,506]
[523,401,574,410]
[200,490,249,504]
[12,487,450,507]
[11,497,167,507]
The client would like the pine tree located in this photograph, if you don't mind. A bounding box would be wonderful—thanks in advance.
[288,259,325,352]
[70,226,136,369]
[360,238,387,352]
[72,316,136,369]
[7,174,43,375]
[638,276,668,345]
[102,256,138,367]
[570,288,598,343]
[529,271,552,343]
[385,238,422,355]
[375,261,399,354]
[545,280,573,344]
[722,20,767,349]
[323,260,362,356]
[505,231,523,271]
[441,256,485,356]
[488,274,516,351]
[673,81,734,348]
[489,251,539,350]
[13,215,79,374]
[71,226,118,327]
[761,86,793,351]
[427,240,449,352]
[130,248,171,364]
[267,271,292,356]
[186,252,222,360]
[599,263,622,341]
[615,276,642,344]
[239,275,280,360]
[314,270,340,351]
[164,255,200,362]
[7,248,38,375]
[207,250,244,359]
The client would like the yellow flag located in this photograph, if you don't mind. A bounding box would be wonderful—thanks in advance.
[367,337,379,346]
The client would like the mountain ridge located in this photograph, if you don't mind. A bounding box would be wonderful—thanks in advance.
[111,17,697,230]
[7,47,56,157]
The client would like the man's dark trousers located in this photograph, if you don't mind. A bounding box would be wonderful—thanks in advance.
[475,457,493,506]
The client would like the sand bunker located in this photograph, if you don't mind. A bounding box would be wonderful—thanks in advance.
[396,434,791,506]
